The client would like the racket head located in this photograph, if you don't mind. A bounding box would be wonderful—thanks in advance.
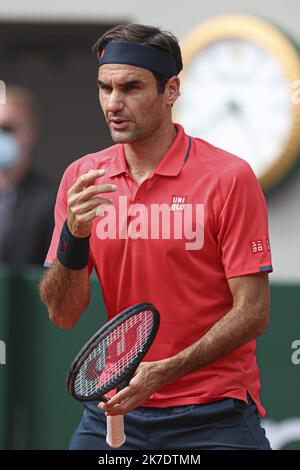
[67,302,160,402]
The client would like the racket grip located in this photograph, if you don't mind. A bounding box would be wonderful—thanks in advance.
[106,415,126,448]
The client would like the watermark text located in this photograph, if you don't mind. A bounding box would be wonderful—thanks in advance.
[0,80,6,104]
[291,340,300,365]
[95,197,204,251]
[0,340,6,365]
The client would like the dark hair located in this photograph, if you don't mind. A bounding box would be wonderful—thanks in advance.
[93,24,183,93]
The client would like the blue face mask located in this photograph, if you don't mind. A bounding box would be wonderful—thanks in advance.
[0,129,21,171]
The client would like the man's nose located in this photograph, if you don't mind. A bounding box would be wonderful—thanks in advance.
[106,90,124,114]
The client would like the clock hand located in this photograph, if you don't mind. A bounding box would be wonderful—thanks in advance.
[231,103,262,165]
[198,101,235,134]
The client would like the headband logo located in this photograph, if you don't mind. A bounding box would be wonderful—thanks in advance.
[100,50,105,58]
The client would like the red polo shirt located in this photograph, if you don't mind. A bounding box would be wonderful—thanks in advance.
[45,124,272,416]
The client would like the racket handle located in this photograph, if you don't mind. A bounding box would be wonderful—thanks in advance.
[106,415,126,448]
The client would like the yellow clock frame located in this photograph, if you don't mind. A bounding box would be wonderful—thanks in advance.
[178,14,300,190]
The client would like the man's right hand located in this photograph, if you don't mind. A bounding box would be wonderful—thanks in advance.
[67,169,117,238]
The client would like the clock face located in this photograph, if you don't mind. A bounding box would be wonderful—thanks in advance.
[176,39,292,179]
[175,15,300,190]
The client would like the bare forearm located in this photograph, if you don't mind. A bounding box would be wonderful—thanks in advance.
[40,170,116,329]
[40,259,90,329]
[100,302,269,416]
[100,273,270,416]
[159,301,269,387]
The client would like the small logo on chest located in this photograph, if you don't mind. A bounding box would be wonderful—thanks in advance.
[171,195,187,211]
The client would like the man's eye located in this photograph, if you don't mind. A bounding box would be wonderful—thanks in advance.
[124,85,138,92]
[99,85,111,92]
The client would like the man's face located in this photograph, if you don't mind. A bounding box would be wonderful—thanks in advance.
[98,64,168,143]
[0,101,35,154]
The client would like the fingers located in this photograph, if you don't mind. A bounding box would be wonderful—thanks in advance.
[68,176,117,208]
[72,206,104,224]
[70,169,105,194]
[101,387,132,408]
[101,397,135,416]
[74,184,117,205]
[98,387,137,416]
[66,168,117,238]
[83,183,117,197]
[69,187,117,208]
[70,196,113,215]
[69,169,117,197]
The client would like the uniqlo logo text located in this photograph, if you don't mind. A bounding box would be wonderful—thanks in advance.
[171,195,187,211]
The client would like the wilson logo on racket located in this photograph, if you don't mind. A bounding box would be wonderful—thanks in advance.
[84,356,105,381]
[95,319,146,390]
[67,302,160,448]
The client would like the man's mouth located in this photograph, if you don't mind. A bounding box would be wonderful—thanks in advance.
[109,118,130,130]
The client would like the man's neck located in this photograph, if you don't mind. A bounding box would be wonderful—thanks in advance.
[124,123,177,185]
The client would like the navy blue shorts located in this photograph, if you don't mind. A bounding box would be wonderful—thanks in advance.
[69,396,271,450]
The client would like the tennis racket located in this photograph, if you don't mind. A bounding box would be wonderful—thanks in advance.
[67,302,160,448]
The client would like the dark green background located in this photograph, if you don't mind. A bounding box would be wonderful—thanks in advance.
[0,266,299,449]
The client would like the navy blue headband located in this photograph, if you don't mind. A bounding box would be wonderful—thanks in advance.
[98,41,178,78]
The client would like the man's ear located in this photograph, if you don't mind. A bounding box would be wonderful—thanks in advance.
[165,76,180,106]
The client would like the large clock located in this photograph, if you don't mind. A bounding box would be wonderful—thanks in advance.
[175,14,300,190]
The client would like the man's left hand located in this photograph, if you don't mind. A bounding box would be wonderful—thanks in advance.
[98,361,168,416]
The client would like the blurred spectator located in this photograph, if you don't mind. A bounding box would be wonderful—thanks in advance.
[0,85,54,267]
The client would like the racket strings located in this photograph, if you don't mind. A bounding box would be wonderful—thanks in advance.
[74,310,154,397]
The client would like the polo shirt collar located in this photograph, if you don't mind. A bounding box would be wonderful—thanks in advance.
[107,124,191,178]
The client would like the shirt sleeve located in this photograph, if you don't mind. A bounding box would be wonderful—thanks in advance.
[44,164,94,273]
[217,160,273,279]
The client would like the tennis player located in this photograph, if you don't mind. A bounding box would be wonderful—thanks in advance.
[40,24,273,450]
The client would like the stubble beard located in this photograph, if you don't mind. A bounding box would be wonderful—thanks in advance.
[109,123,141,143]
[108,102,165,145]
